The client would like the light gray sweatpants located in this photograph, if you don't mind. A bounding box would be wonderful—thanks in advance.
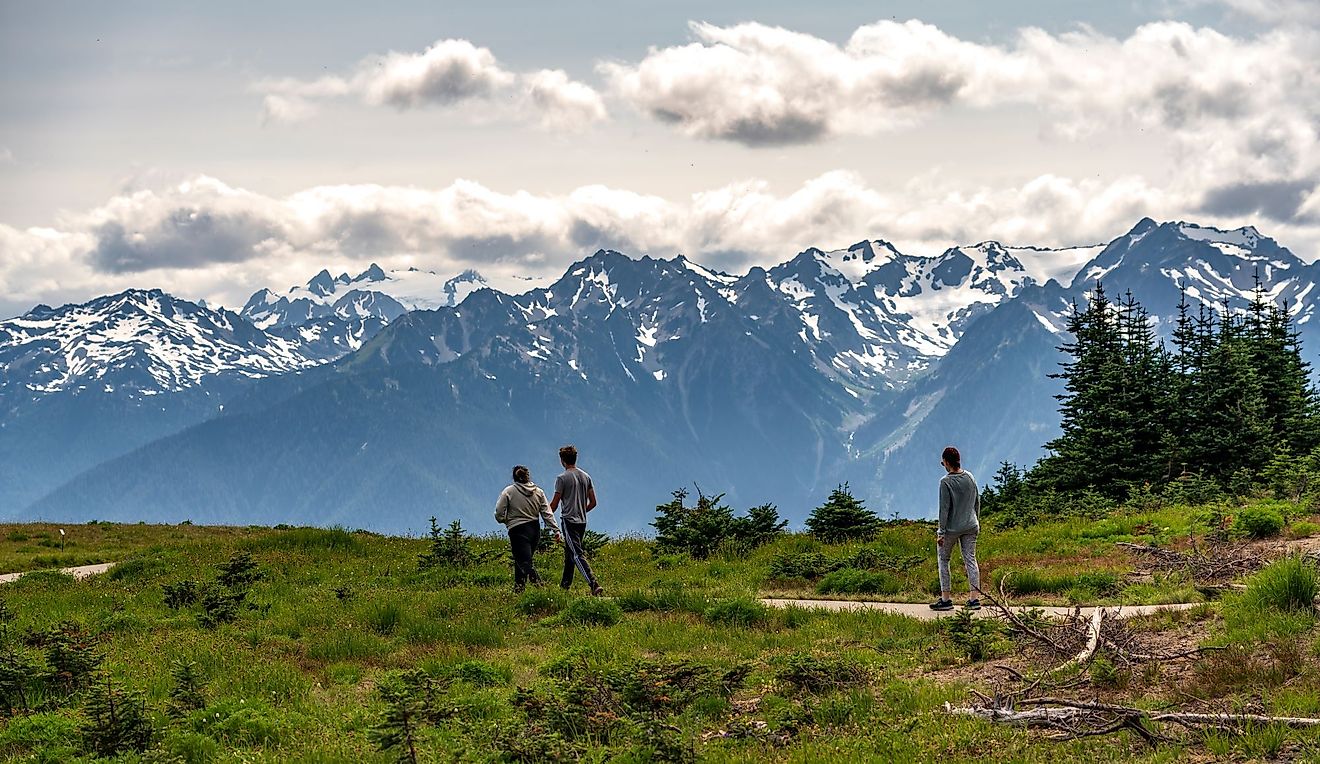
[937,529,980,594]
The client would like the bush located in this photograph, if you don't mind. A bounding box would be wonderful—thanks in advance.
[943,609,1005,661]
[162,580,199,610]
[215,552,263,592]
[805,484,883,543]
[768,547,923,583]
[197,586,243,629]
[773,653,870,694]
[418,518,498,570]
[652,489,787,559]
[1243,555,1320,614]
[82,675,154,757]
[703,598,770,627]
[1234,506,1285,539]
[816,568,901,595]
[552,597,622,627]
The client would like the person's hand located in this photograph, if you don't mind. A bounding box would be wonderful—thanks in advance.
[554,532,563,544]
[936,535,945,548]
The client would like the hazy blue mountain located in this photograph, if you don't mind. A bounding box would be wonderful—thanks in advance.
[0,290,333,513]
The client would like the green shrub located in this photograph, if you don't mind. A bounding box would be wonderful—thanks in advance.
[82,675,155,757]
[773,653,870,694]
[1234,506,1285,539]
[943,610,1005,662]
[215,552,263,592]
[769,547,923,583]
[703,598,770,627]
[553,597,622,627]
[805,484,882,543]
[816,568,901,595]
[652,489,787,559]
[418,518,499,570]
[162,580,199,610]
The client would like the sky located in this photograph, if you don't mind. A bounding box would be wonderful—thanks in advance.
[1,0,1319,317]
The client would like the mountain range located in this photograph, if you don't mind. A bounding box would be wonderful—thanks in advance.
[2,219,1313,533]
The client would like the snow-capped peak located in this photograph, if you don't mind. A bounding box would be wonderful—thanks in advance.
[1176,221,1263,250]
[0,289,324,398]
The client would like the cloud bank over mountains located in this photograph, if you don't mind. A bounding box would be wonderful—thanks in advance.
[3,7,1319,318]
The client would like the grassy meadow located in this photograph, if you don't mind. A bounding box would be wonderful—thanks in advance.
[1,498,1320,762]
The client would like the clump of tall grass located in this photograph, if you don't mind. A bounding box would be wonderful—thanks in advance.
[1242,555,1319,614]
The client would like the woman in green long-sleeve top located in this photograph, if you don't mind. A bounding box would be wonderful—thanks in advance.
[929,446,981,612]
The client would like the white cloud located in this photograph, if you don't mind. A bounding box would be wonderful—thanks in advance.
[1190,0,1320,24]
[4,169,1318,319]
[601,19,1320,193]
[524,69,609,131]
[258,39,607,131]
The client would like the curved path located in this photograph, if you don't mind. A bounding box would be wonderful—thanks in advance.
[0,562,115,585]
[761,597,1202,622]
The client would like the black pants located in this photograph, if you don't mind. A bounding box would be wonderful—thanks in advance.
[561,521,599,590]
[508,521,542,591]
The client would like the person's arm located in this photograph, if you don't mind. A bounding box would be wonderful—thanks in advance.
[549,491,561,512]
[539,490,561,537]
[494,489,509,525]
[938,479,951,542]
[585,487,597,513]
[973,479,981,520]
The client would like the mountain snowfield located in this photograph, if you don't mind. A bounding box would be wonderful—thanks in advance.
[0,290,326,404]
[3,218,1317,531]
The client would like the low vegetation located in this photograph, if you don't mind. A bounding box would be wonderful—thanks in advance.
[3,488,1320,761]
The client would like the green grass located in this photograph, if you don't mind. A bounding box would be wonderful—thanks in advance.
[0,502,1317,762]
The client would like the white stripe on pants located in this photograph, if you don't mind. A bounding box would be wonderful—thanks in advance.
[938,529,980,594]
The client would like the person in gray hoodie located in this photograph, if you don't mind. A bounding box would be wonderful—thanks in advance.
[930,446,982,611]
[495,465,561,592]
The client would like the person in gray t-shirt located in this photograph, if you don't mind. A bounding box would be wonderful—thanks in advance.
[930,445,981,612]
[550,444,603,595]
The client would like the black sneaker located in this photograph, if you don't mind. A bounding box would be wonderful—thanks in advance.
[929,598,954,611]
[964,599,982,610]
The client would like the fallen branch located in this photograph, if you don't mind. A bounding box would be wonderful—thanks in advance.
[947,697,1320,746]
[1048,608,1104,676]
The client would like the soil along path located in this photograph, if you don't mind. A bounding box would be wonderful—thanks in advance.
[0,562,115,584]
[760,598,1201,622]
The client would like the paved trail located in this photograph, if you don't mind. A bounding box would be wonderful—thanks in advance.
[0,562,115,585]
[761,598,1202,621]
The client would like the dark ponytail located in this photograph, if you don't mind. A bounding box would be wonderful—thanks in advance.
[512,465,531,484]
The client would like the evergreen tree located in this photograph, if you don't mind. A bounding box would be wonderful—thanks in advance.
[1195,308,1273,479]
[652,488,737,559]
[82,674,154,757]
[805,484,883,543]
